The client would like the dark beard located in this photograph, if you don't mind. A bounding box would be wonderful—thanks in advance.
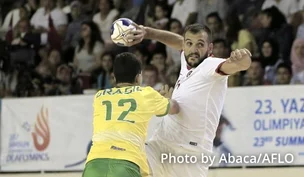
[185,52,209,68]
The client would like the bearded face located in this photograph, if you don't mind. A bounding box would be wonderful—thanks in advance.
[183,31,213,68]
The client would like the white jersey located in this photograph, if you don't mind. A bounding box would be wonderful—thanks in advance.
[153,52,228,154]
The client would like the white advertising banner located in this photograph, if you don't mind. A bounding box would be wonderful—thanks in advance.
[211,85,304,167]
[0,95,94,171]
[1,86,304,171]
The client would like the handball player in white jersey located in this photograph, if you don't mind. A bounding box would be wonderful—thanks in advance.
[126,23,252,177]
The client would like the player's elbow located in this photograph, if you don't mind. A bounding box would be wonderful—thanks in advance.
[169,99,180,115]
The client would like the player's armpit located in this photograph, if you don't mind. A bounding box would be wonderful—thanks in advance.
[156,99,180,117]
[168,99,179,115]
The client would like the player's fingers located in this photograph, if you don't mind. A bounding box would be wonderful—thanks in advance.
[132,22,143,30]
[235,49,242,59]
[230,51,236,61]
[244,48,252,57]
[125,40,140,47]
[240,49,247,57]
[127,30,144,39]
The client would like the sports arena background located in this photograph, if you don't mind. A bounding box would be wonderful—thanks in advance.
[0,0,304,177]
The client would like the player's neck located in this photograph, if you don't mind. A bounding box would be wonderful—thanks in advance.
[186,65,193,70]
[116,83,136,88]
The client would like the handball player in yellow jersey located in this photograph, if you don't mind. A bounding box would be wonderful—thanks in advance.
[82,52,180,177]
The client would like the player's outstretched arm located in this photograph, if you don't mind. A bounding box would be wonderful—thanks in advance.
[126,23,184,51]
[219,48,252,75]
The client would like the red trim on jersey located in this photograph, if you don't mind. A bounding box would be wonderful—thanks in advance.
[215,61,229,75]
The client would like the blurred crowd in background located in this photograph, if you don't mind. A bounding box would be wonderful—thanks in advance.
[0,0,304,98]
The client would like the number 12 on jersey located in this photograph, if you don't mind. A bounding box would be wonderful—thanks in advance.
[102,99,137,123]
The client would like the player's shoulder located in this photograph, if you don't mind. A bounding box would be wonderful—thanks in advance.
[140,86,161,98]
[141,86,157,94]
[199,57,226,68]
[204,56,226,63]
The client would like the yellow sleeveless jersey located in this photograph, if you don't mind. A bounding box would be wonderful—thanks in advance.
[86,86,170,175]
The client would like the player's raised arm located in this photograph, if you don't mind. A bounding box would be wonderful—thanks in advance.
[219,48,252,75]
[126,23,184,51]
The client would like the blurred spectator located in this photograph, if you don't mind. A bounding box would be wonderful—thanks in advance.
[259,38,283,83]
[14,67,44,97]
[149,50,167,84]
[227,0,265,29]
[142,65,163,90]
[290,38,304,84]
[46,64,82,95]
[225,12,258,55]
[117,0,141,21]
[197,0,228,26]
[166,18,182,67]
[93,52,115,89]
[212,39,229,58]
[206,12,225,40]
[1,3,28,34]
[30,0,68,34]
[47,49,62,74]
[165,65,180,88]
[93,0,119,45]
[3,7,29,43]
[145,3,169,30]
[243,58,268,86]
[73,21,104,73]
[296,10,304,39]
[261,0,299,22]
[129,45,150,68]
[170,0,198,26]
[290,11,303,39]
[274,63,292,85]
[260,6,293,62]
[11,18,31,45]
[63,1,89,62]
[290,38,304,74]
[24,0,39,18]
[225,12,258,87]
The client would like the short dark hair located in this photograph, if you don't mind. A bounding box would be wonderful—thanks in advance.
[251,57,264,69]
[113,52,142,84]
[213,38,226,46]
[206,12,223,24]
[143,64,159,75]
[276,63,292,74]
[183,23,212,42]
[167,18,182,30]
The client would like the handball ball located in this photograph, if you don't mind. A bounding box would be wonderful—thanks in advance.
[111,18,136,46]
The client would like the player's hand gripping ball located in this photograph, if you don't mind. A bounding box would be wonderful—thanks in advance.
[111,18,136,46]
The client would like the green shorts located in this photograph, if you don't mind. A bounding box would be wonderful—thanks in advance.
[82,158,141,177]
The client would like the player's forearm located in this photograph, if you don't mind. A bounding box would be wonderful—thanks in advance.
[168,99,180,115]
[144,27,184,51]
[221,57,252,75]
